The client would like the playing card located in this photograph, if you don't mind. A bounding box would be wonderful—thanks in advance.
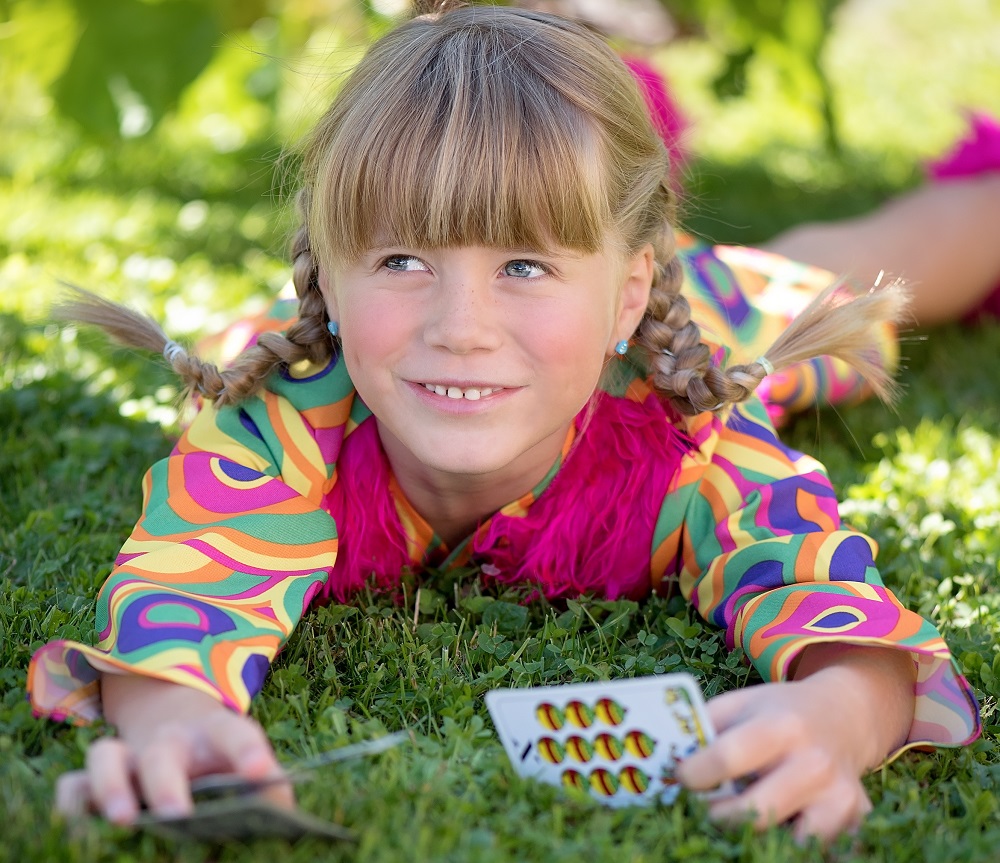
[134,795,354,843]
[486,673,721,808]
[131,733,407,843]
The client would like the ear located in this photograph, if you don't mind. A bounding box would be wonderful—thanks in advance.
[317,266,339,321]
[609,244,655,353]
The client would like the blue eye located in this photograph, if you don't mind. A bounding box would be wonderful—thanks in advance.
[384,255,428,272]
[503,260,547,279]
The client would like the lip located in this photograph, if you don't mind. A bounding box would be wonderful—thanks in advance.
[404,379,521,413]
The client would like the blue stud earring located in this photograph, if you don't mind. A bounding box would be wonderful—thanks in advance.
[327,320,340,338]
[614,339,629,355]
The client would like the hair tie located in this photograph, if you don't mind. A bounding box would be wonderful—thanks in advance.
[755,356,774,377]
[163,340,186,364]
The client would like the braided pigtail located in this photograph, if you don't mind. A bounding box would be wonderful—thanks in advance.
[635,224,726,415]
[52,286,234,401]
[637,233,909,415]
[731,276,908,403]
[54,194,335,407]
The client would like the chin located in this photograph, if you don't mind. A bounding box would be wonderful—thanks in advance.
[417,448,514,479]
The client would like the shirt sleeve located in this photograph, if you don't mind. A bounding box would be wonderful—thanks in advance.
[673,397,980,753]
[27,358,352,725]
[679,237,899,427]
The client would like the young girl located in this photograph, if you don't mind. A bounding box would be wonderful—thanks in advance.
[29,0,980,843]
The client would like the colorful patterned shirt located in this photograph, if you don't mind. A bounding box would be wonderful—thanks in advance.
[27,242,979,757]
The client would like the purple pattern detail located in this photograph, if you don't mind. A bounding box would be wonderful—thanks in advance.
[240,654,270,698]
[218,459,264,482]
[829,534,877,579]
[810,610,860,629]
[238,409,264,440]
[117,595,237,652]
[717,560,784,628]
[687,250,754,328]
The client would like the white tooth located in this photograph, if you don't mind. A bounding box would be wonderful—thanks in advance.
[447,386,463,399]
[434,385,447,396]
[465,388,481,401]
[480,388,493,397]
[424,383,435,392]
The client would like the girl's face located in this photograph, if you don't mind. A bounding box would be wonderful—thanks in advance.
[323,242,653,491]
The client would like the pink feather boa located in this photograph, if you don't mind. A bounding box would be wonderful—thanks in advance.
[318,391,693,604]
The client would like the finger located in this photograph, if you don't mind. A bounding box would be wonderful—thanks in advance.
[55,771,93,819]
[708,746,837,831]
[258,777,296,810]
[134,727,198,817]
[792,782,872,845]
[201,716,294,809]
[85,738,139,824]
[678,710,803,791]
[704,686,762,732]
[200,714,281,779]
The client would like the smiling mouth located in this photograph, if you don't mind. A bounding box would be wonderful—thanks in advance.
[421,383,505,401]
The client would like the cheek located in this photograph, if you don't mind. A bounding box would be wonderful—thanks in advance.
[339,294,412,384]
[523,303,612,389]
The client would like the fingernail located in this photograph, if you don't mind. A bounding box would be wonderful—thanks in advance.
[241,749,274,776]
[105,797,134,824]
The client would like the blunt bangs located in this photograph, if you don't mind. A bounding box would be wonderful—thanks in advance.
[309,11,620,266]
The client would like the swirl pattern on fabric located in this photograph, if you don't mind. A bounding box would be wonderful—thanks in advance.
[27,245,977,758]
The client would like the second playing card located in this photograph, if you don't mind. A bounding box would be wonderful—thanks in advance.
[486,673,719,808]
[134,796,354,843]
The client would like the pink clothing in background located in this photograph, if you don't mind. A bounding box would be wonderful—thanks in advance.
[927,112,1000,321]
[623,56,688,174]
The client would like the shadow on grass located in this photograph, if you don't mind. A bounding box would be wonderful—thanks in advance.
[680,156,917,246]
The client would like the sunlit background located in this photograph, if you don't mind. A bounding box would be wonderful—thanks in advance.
[2,0,1000,421]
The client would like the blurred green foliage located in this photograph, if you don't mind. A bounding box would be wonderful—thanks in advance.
[0,0,938,164]
[668,0,843,154]
[54,0,220,138]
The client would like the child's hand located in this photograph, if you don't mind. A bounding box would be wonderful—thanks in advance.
[54,673,292,824]
[676,644,916,843]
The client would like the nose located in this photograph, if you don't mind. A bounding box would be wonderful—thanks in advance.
[423,267,503,354]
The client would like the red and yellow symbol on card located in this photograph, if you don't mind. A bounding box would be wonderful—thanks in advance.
[593,732,623,761]
[594,697,626,726]
[619,765,650,794]
[537,737,565,764]
[535,702,565,731]
[565,700,595,728]
[565,735,595,763]
[623,729,656,758]
[589,768,619,797]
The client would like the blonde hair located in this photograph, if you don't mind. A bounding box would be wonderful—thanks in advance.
[59,0,906,414]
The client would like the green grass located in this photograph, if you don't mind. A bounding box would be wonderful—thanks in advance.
[4,0,1000,860]
[8,318,1000,863]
